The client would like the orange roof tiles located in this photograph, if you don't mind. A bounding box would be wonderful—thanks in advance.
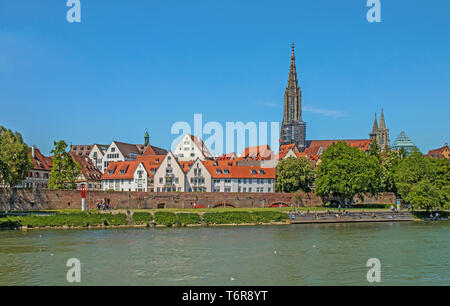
[70,154,103,181]
[202,161,275,179]
[101,160,142,180]
[239,145,275,161]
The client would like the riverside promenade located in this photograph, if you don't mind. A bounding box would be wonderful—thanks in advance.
[290,211,416,224]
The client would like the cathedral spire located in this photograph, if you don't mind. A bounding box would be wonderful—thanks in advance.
[379,109,386,130]
[287,42,298,89]
[371,113,378,134]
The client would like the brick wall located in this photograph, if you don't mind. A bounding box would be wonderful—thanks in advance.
[0,189,397,211]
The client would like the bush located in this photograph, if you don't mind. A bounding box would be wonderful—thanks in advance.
[175,213,201,225]
[132,212,153,225]
[203,211,288,224]
[0,212,127,229]
[154,212,176,226]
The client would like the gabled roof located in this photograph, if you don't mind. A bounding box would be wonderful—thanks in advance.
[93,144,110,154]
[188,134,213,159]
[179,161,195,173]
[137,155,166,178]
[426,143,449,159]
[142,144,168,156]
[101,160,143,180]
[113,141,144,157]
[70,154,103,181]
[30,147,52,171]
[276,143,300,160]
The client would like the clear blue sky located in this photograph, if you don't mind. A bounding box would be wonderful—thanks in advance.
[1,0,449,155]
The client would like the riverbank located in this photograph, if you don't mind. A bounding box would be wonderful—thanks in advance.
[1,209,447,231]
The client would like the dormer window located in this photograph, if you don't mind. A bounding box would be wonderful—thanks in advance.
[251,170,257,174]
[216,169,222,174]
[259,170,264,174]
[224,169,229,174]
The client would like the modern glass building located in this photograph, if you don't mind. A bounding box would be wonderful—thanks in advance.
[391,131,419,155]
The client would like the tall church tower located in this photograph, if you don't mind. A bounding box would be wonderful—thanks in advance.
[369,110,390,152]
[280,43,307,151]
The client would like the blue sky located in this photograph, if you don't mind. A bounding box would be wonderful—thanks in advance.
[0,0,449,155]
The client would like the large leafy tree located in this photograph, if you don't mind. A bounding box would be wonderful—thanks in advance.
[0,126,33,187]
[380,150,402,193]
[394,152,449,210]
[276,156,315,192]
[315,142,382,204]
[47,140,80,190]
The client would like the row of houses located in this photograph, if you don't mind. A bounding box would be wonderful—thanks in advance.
[18,131,448,193]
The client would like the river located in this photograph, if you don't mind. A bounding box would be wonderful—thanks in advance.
[0,221,448,285]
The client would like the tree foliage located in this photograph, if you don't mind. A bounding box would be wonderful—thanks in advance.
[47,140,80,190]
[0,126,33,187]
[380,150,402,193]
[315,142,382,204]
[394,152,450,210]
[276,156,315,193]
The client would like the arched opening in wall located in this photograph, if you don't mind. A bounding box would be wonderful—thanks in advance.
[68,202,71,207]
[269,202,288,208]
[157,203,165,209]
[212,203,235,208]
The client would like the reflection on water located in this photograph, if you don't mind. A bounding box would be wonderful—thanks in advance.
[0,222,448,285]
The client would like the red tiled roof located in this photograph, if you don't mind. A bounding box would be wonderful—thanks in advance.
[179,161,195,173]
[426,144,449,159]
[202,161,275,179]
[101,160,142,180]
[30,147,52,171]
[216,152,237,160]
[304,139,371,155]
[238,145,275,161]
[70,154,103,181]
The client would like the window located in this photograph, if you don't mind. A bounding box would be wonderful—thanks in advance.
[251,170,257,174]
[159,178,163,183]
[258,170,264,174]
[248,187,252,192]
[216,169,222,174]
[224,169,229,174]
[224,187,231,192]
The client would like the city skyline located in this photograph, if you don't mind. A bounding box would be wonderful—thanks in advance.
[1,1,449,155]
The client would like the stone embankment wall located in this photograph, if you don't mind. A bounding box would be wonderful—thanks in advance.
[0,189,397,210]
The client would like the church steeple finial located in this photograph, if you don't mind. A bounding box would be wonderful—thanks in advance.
[291,42,295,60]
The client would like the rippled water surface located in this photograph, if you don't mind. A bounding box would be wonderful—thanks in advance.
[0,222,448,285]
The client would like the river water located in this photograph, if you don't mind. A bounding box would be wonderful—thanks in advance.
[0,221,448,285]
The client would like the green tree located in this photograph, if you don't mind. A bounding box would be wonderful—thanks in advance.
[393,152,449,210]
[47,140,80,190]
[0,126,33,187]
[276,156,315,192]
[315,142,382,204]
[368,139,380,160]
[380,150,402,193]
